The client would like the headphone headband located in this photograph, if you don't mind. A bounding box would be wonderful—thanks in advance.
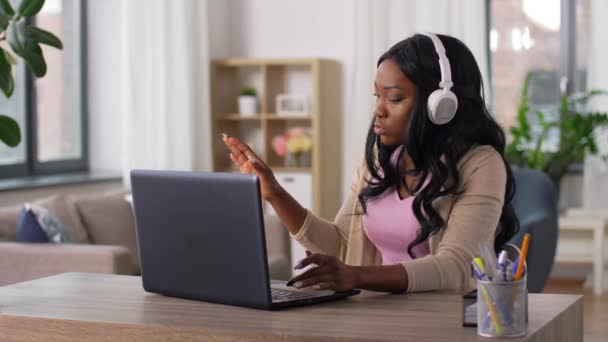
[420,32,458,125]
[422,32,453,90]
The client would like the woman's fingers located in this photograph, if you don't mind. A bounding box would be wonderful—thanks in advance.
[223,134,269,171]
[230,153,249,172]
[230,135,259,157]
[291,273,336,289]
[223,134,248,165]
[229,153,240,167]
[286,262,330,286]
[228,135,264,165]
[312,282,337,291]
[294,253,328,270]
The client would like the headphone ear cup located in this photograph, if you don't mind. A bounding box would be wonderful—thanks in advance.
[427,90,458,125]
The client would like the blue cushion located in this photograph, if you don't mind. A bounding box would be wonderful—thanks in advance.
[16,207,50,243]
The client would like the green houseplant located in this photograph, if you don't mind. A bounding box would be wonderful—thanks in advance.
[506,73,608,188]
[0,0,62,148]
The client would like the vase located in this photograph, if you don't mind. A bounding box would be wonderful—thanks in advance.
[285,151,311,168]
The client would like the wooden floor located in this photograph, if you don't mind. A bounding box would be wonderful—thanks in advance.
[543,280,607,342]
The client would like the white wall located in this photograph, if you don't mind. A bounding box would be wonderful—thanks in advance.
[207,0,231,59]
[224,0,354,59]
[208,0,358,196]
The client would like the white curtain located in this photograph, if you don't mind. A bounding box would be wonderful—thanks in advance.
[582,0,608,211]
[343,0,489,196]
[120,0,212,186]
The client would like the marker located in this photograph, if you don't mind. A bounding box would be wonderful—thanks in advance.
[497,250,508,282]
[473,258,487,277]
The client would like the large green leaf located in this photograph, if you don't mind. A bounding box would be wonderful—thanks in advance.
[3,48,16,65]
[0,0,14,16]
[7,19,50,77]
[0,48,14,97]
[18,0,44,17]
[0,13,10,30]
[0,114,21,147]
[7,19,29,54]
[28,26,62,49]
[21,40,46,77]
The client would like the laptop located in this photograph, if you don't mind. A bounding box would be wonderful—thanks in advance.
[130,170,360,310]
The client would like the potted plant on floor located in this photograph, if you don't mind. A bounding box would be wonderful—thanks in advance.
[506,73,608,191]
[0,0,63,148]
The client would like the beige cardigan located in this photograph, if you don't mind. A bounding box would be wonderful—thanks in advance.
[291,145,506,293]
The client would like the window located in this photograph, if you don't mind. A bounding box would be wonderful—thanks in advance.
[0,0,87,178]
[489,0,589,150]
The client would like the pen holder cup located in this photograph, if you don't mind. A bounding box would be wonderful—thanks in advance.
[477,277,527,338]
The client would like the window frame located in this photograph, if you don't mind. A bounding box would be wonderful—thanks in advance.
[487,0,580,108]
[487,0,584,172]
[0,0,88,179]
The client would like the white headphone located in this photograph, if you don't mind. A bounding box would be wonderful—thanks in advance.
[422,33,458,125]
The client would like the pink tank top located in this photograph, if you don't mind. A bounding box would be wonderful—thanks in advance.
[362,146,430,264]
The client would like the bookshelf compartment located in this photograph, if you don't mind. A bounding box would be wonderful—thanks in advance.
[212,65,264,117]
[265,119,312,169]
[266,65,313,115]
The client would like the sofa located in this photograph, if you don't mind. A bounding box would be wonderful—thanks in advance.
[0,191,291,286]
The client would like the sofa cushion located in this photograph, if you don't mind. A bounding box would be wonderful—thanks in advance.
[0,205,22,241]
[74,191,139,273]
[15,207,49,243]
[34,195,90,244]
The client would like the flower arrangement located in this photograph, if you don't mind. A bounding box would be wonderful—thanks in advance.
[272,127,313,167]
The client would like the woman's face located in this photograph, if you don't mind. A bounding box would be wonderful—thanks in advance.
[373,58,417,146]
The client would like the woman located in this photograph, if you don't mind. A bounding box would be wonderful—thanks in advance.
[222,33,518,294]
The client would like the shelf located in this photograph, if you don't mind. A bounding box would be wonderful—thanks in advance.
[214,166,312,174]
[214,58,317,67]
[265,114,312,120]
[555,255,595,264]
[270,167,312,173]
[215,113,312,121]
[215,114,263,121]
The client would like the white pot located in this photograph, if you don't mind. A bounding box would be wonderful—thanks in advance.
[238,96,257,116]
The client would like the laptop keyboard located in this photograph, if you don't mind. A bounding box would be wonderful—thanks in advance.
[271,288,317,301]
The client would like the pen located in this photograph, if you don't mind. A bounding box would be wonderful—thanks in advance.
[514,234,530,281]
[511,256,519,276]
[472,258,503,336]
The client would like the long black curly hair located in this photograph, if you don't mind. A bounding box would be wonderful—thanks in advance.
[358,33,519,258]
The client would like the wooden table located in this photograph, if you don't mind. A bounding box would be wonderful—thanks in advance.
[0,273,583,341]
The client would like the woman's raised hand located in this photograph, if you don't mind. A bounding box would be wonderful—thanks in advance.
[222,133,281,201]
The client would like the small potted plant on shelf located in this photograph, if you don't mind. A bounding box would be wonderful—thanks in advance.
[238,86,257,116]
[272,127,312,168]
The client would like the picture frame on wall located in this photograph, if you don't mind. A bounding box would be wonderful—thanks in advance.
[276,94,310,116]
